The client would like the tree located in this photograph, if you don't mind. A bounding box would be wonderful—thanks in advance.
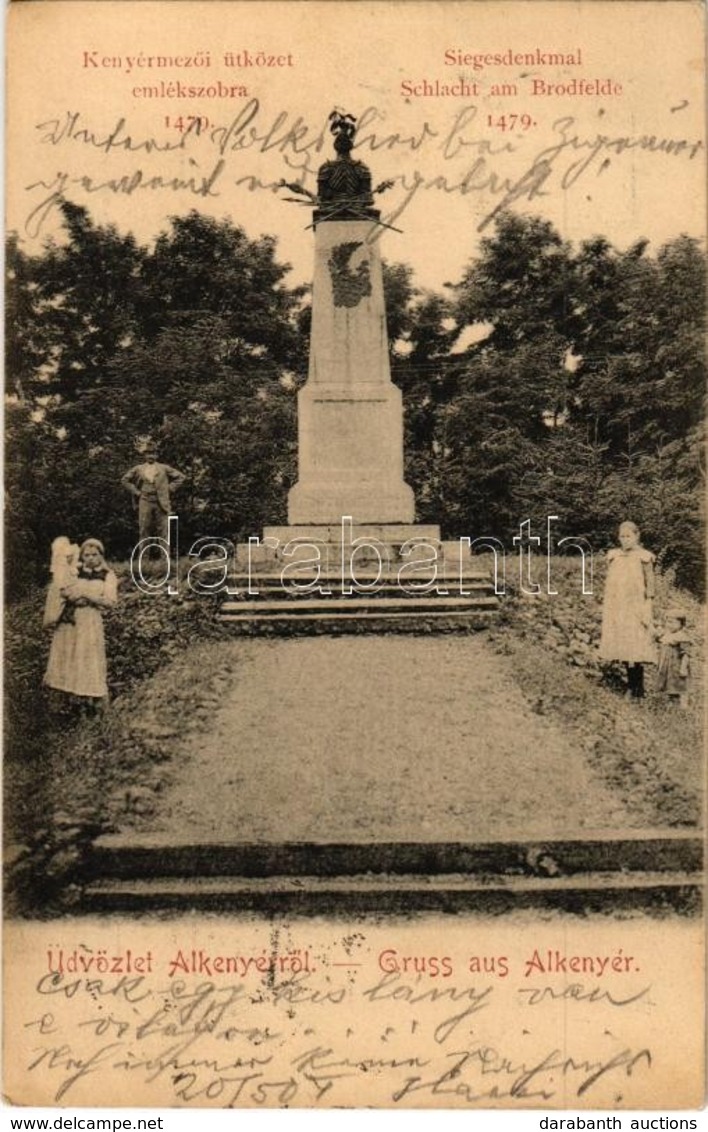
[453,211,575,350]
[5,205,307,589]
[140,212,305,366]
[411,213,705,589]
[385,277,459,523]
[22,202,145,420]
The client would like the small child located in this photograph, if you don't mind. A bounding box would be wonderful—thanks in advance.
[654,608,691,708]
[42,537,80,628]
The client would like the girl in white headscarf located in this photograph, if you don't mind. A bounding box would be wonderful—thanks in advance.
[44,538,118,706]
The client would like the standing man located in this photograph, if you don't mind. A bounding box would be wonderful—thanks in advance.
[121,445,186,543]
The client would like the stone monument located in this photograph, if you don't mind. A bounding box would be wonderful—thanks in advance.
[223,112,497,619]
[264,110,438,551]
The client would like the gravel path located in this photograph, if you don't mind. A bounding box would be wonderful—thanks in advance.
[151,636,633,842]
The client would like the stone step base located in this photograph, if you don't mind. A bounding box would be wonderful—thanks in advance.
[82,872,702,914]
[217,612,497,626]
[217,611,499,627]
[81,834,702,911]
[220,594,498,613]
[242,529,498,569]
[217,613,499,633]
[222,582,495,597]
[87,832,703,879]
[223,570,495,583]
[216,589,500,627]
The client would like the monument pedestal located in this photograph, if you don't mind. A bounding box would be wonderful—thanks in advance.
[288,219,415,526]
[288,382,415,524]
[263,524,441,546]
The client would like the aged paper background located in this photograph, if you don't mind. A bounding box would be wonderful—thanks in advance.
[3,916,705,1107]
[4,0,706,1112]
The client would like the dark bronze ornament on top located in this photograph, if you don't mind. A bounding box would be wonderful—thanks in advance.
[316,110,377,221]
[279,109,399,231]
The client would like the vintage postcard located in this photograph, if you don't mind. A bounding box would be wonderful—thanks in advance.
[4,0,705,1112]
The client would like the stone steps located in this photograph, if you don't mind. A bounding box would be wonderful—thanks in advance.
[83,830,705,878]
[81,870,703,914]
[224,579,495,594]
[220,595,498,617]
[79,832,702,912]
[224,591,495,602]
[223,570,493,579]
[216,572,497,597]
[216,584,500,627]
[218,611,497,626]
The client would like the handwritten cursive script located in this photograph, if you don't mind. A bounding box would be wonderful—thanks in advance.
[22,102,704,238]
[15,966,659,1106]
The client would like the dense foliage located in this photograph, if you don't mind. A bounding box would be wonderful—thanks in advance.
[6,205,306,596]
[6,203,706,596]
[391,213,706,591]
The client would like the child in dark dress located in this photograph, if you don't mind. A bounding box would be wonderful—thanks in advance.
[654,608,691,708]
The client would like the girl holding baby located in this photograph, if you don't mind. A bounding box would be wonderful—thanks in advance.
[43,537,117,709]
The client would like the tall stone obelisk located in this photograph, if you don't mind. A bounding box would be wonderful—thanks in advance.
[286,113,415,526]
